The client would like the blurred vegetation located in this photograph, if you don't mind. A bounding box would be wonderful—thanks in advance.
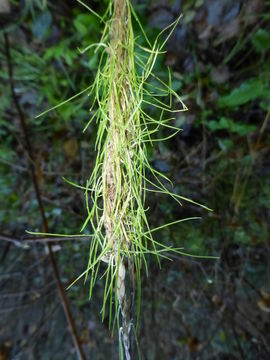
[0,0,270,359]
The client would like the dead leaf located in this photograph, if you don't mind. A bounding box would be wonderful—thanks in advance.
[35,152,44,187]
[218,19,240,42]
[257,289,270,313]
[211,65,230,84]
[188,337,204,352]
[63,138,78,160]
[198,24,213,40]
[212,294,222,306]
[0,343,10,360]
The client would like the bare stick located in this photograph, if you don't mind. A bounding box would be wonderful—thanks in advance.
[4,32,86,360]
[103,1,134,357]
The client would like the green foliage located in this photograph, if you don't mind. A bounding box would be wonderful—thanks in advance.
[73,13,100,36]
[252,28,270,53]
[207,117,256,136]
[218,78,270,108]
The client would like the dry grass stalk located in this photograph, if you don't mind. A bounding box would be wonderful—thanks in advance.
[102,0,134,357]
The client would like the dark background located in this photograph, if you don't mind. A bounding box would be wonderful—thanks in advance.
[0,0,270,359]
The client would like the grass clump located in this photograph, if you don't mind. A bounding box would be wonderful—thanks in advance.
[72,0,190,324]
[31,0,216,354]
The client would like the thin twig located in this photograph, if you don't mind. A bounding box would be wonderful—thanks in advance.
[25,236,90,244]
[0,234,27,248]
[0,233,90,246]
[4,32,86,360]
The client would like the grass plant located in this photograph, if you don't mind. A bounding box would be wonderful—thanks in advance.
[30,0,217,357]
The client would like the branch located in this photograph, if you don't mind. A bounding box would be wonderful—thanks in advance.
[0,233,90,248]
[3,32,86,360]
